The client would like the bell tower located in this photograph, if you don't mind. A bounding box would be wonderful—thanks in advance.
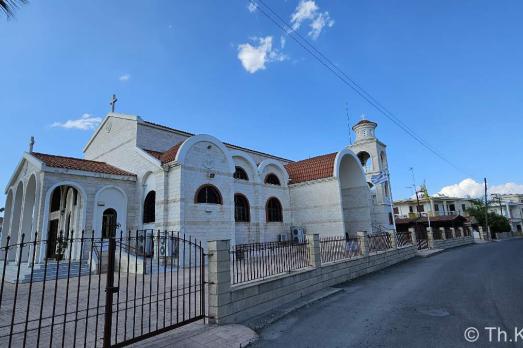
[348,118,394,231]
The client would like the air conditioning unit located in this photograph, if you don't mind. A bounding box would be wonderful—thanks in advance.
[278,233,290,242]
[157,233,180,258]
[290,226,305,243]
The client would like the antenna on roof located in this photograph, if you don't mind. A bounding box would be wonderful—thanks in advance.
[346,102,352,145]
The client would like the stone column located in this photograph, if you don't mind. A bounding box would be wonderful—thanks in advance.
[390,232,397,249]
[207,240,231,324]
[357,231,368,256]
[450,227,456,239]
[440,227,446,240]
[409,227,417,246]
[426,227,434,249]
[306,234,321,268]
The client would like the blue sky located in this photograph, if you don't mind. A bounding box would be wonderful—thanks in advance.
[1,0,522,206]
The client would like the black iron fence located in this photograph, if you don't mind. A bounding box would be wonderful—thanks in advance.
[432,228,442,240]
[230,241,309,285]
[367,233,393,253]
[320,236,361,263]
[444,228,453,239]
[396,231,412,247]
[0,230,205,347]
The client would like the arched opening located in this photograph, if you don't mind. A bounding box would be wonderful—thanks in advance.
[264,173,281,186]
[380,151,387,169]
[143,191,156,224]
[233,166,249,181]
[266,197,283,222]
[357,151,373,172]
[46,185,81,260]
[338,153,372,236]
[234,194,250,222]
[383,181,390,198]
[8,182,24,261]
[195,185,223,204]
[102,208,118,239]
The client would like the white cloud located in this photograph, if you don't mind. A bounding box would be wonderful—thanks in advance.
[51,114,102,130]
[237,36,287,73]
[290,0,334,40]
[247,2,257,13]
[119,74,131,82]
[438,178,523,198]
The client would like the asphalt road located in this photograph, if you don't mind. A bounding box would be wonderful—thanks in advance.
[253,239,523,348]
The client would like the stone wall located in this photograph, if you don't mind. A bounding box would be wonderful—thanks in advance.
[432,236,474,250]
[208,237,416,324]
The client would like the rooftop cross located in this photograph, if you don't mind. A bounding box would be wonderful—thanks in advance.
[110,94,118,113]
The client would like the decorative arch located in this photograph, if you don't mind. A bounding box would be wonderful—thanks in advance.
[9,181,24,245]
[230,150,259,183]
[258,159,289,186]
[175,134,235,174]
[333,149,367,187]
[356,151,373,172]
[20,175,37,261]
[264,173,281,186]
[380,151,387,169]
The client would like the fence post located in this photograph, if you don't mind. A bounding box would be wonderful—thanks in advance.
[103,237,117,348]
[409,227,417,246]
[450,227,456,239]
[306,234,321,268]
[357,232,368,256]
[390,232,397,249]
[426,227,434,249]
[207,240,231,324]
[440,227,446,240]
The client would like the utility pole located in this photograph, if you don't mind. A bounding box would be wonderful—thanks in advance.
[410,168,421,217]
[484,177,489,239]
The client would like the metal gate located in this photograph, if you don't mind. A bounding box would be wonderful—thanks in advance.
[0,230,205,347]
[415,224,428,250]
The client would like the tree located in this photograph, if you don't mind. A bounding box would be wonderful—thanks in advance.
[466,199,511,233]
[1,0,27,18]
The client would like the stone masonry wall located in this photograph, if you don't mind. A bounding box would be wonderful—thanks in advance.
[432,236,474,250]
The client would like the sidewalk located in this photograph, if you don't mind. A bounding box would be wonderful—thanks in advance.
[131,321,257,348]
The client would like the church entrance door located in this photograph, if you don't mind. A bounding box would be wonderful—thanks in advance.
[46,219,60,259]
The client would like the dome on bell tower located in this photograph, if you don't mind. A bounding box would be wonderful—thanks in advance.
[352,118,377,143]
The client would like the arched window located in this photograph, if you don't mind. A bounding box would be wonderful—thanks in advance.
[357,151,372,172]
[380,151,387,169]
[143,191,156,223]
[234,194,250,222]
[50,187,62,212]
[266,197,283,222]
[264,173,281,186]
[234,166,249,181]
[195,185,222,204]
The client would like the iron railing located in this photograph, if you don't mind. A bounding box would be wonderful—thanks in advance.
[0,230,205,347]
[367,233,393,253]
[396,231,413,247]
[320,236,361,263]
[230,241,309,285]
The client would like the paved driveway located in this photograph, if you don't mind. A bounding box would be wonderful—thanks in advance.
[253,239,523,348]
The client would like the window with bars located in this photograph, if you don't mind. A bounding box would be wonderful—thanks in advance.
[264,173,281,186]
[266,197,283,222]
[195,185,222,204]
[234,194,250,222]
[233,166,249,181]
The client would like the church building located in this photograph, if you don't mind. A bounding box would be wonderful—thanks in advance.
[2,112,394,264]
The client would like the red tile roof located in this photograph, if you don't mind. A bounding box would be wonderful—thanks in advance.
[285,152,337,184]
[32,152,136,177]
[143,141,184,164]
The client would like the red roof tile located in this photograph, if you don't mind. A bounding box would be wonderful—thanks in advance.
[285,152,337,184]
[142,142,184,164]
[32,152,136,177]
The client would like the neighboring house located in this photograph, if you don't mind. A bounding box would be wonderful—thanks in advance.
[488,194,523,234]
[393,195,475,219]
[2,113,395,265]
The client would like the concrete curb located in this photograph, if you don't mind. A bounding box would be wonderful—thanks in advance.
[244,287,344,332]
[416,249,444,258]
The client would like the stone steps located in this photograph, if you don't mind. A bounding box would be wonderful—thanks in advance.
[1,261,91,283]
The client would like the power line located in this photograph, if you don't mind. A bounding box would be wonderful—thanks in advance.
[250,0,475,179]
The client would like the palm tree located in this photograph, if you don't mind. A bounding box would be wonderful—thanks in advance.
[1,0,27,17]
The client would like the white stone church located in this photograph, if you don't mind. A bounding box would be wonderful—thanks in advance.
[2,112,394,263]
